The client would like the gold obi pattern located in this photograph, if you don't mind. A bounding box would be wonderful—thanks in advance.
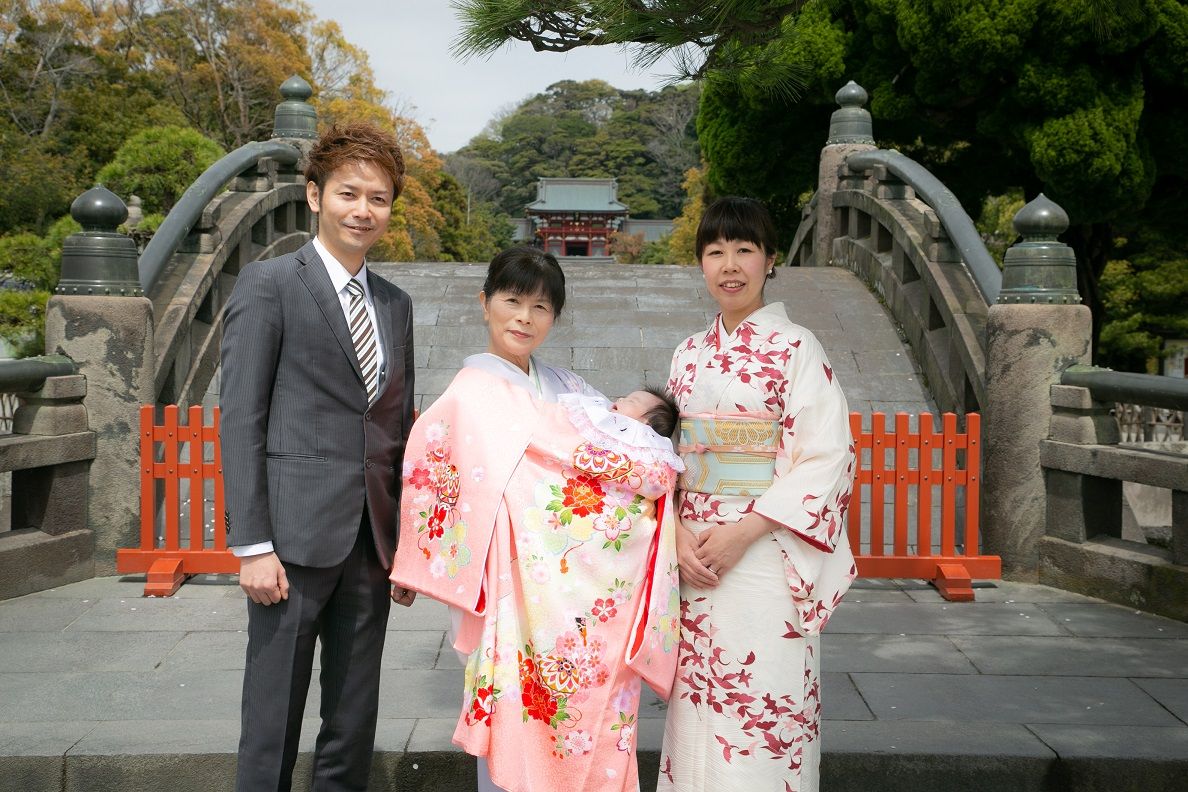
[677,414,780,497]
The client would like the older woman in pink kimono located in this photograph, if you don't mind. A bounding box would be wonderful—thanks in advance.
[658,198,857,792]
[391,247,681,792]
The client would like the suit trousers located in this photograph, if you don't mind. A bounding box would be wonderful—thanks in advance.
[235,512,392,792]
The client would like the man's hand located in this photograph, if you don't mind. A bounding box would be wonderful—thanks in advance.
[240,552,289,605]
[675,521,718,589]
[390,586,416,607]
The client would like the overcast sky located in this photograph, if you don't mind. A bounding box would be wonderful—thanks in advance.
[304,0,671,154]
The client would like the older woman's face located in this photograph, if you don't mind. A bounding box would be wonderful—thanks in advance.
[480,289,556,366]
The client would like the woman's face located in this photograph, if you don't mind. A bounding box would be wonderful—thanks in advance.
[480,288,556,368]
[700,237,775,326]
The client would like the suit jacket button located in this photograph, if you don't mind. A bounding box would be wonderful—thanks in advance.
[365,459,374,469]
[365,413,372,421]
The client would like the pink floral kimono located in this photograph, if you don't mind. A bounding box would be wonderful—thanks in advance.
[391,368,681,792]
[659,303,857,792]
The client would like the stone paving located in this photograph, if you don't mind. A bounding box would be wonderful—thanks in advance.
[1,576,1185,792]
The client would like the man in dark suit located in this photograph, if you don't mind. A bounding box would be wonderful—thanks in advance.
[220,122,417,791]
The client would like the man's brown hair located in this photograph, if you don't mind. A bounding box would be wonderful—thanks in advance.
[304,122,406,202]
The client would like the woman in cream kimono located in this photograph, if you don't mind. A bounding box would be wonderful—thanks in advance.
[658,198,857,792]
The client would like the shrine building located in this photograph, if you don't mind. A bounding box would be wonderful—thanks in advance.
[524,177,629,257]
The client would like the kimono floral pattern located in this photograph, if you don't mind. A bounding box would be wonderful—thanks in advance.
[445,396,680,792]
[403,421,473,579]
[659,303,856,792]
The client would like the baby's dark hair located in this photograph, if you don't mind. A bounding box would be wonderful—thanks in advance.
[642,386,679,438]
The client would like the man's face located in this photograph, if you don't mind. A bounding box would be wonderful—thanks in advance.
[610,390,664,422]
[306,160,393,271]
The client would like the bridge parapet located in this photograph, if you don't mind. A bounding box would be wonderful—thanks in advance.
[789,84,1001,416]
[0,356,96,597]
[1039,368,1188,621]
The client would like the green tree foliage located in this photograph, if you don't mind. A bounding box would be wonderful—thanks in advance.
[433,172,513,262]
[96,126,224,214]
[0,214,80,358]
[450,80,699,219]
[457,0,1188,369]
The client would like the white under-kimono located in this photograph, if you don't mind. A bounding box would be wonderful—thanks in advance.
[658,302,857,792]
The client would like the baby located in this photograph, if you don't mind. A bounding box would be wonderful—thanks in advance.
[558,386,684,471]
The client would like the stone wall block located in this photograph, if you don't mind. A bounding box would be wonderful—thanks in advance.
[44,295,154,576]
[983,303,1093,578]
[12,375,88,436]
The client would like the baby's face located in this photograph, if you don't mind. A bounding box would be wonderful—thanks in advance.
[610,390,663,422]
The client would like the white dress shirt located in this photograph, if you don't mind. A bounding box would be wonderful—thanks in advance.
[231,238,385,558]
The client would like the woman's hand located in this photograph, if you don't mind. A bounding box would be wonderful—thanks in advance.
[693,513,776,582]
[675,520,719,589]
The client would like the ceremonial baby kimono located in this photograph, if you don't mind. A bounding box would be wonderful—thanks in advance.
[659,302,857,792]
[391,368,681,792]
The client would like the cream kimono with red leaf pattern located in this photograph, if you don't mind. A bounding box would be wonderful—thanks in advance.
[391,368,680,792]
[659,302,856,792]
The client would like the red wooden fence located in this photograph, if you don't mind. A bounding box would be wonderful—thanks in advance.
[848,411,999,601]
[116,405,236,596]
[120,406,999,599]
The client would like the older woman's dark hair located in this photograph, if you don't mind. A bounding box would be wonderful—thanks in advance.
[695,196,779,265]
[482,246,567,316]
[642,386,680,438]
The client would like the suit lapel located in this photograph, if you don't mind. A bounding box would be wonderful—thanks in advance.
[295,243,365,384]
[367,269,397,396]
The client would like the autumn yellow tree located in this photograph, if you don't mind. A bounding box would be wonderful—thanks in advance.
[667,163,705,265]
[307,20,445,261]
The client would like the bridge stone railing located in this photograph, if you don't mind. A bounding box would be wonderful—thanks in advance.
[789,82,999,415]
[791,81,1095,580]
[26,76,317,582]
[1040,367,1188,621]
[0,356,96,597]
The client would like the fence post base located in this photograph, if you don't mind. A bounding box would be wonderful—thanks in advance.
[933,563,974,602]
[145,558,187,597]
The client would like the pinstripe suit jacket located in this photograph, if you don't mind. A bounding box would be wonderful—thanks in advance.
[219,240,414,569]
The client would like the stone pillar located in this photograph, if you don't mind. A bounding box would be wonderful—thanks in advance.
[983,195,1092,579]
[812,81,877,266]
[44,187,154,576]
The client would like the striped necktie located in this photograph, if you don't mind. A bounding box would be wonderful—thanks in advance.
[345,279,378,402]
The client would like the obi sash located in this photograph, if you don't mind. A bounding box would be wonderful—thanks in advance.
[677,412,780,496]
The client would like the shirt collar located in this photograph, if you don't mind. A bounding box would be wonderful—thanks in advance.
[314,237,371,300]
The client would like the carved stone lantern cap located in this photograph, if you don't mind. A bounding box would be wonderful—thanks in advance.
[836,81,869,108]
[71,185,127,232]
[997,193,1080,305]
[1013,193,1069,240]
[273,74,318,140]
[827,81,874,146]
[57,186,143,297]
[280,74,313,102]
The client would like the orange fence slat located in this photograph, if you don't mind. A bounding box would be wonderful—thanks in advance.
[940,413,957,557]
[162,405,180,551]
[187,406,205,552]
[893,413,911,556]
[917,413,935,558]
[964,413,982,556]
[212,408,227,551]
[139,406,155,551]
[847,413,863,558]
[869,412,886,556]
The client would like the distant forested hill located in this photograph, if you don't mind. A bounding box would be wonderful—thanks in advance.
[446,80,700,219]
